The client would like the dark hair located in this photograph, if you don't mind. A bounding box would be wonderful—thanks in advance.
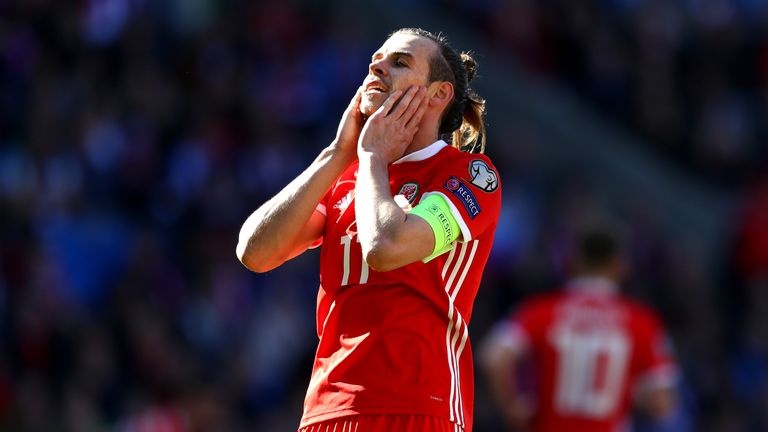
[392,28,486,153]
[576,228,622,270]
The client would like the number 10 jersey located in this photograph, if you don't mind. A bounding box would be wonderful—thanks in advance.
[494,278,678,432]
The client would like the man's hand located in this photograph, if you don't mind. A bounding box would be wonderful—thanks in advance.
[331,86,365,162]
[358,86,428,163]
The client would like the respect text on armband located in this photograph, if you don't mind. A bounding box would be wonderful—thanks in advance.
[428,204,454,243]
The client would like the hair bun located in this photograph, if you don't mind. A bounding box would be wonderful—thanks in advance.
[460,52,478,82]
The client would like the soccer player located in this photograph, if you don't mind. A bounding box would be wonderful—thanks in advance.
[236,29,501,432]
[480,227,678,432]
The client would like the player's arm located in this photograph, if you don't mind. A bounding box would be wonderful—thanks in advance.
[479,322,534,432]
[355,152,444,271]
[355,86,437,271]
[237,202,326,272]
[237,88,364,272]
[634,363,678,421]
[236,147,342,273]
[641,386,676,420]
[633,314,679,421]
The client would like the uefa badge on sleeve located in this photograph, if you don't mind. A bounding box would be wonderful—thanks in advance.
[468,160,498,192]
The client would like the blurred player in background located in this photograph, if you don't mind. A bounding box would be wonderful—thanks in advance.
[480,226,678,432]
[237,28,501,431]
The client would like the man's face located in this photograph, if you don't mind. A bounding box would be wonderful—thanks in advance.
[360,32,435,116]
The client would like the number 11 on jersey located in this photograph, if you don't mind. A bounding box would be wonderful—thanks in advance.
[340,234,369,285]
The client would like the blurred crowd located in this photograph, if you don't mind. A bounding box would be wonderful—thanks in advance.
[0,0,766,431]
[457,0,768,186]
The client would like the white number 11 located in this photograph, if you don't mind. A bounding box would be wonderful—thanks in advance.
[340,234,369,285]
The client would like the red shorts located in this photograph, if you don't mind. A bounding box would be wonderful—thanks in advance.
[299,415,460,432]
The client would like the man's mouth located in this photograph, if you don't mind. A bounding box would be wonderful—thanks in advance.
[364,82,388,94]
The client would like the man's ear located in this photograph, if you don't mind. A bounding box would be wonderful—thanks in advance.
[429,81,453,109]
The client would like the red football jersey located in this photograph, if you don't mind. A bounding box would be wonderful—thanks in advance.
[495,277,677,432]
[301,140,502,431]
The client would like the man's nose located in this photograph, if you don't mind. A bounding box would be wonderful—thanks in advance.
[369,58,387,77]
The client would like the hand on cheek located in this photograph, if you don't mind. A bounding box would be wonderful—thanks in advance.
[333,86,366,161]
[358,86,428,163]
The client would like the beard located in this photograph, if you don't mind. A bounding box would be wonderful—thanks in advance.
[359,91,389,117]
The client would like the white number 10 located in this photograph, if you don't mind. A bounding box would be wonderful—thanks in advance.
[551,327,630,418]
[340,234,368,285]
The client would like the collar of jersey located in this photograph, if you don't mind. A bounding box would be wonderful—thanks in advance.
[392,140,448,164]
[566,276,619,296]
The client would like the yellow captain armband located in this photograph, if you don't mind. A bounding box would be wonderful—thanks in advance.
[409,194,461,263]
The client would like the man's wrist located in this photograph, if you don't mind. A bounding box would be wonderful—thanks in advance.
[326,141,356,165]
[357,151,388,168]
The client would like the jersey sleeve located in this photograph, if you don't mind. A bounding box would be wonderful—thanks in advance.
[418,154,501,242]
[308,185,332,249]
[486,301,541,356]
[634,310,679,393]
[316,186,331,217]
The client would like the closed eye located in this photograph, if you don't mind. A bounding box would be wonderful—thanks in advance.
[391,51,414,68]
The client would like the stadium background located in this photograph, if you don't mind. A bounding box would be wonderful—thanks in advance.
[0,0,767,430]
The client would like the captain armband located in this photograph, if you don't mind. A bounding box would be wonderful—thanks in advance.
[409,194,461,263]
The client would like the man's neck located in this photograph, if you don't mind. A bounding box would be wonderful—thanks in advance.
[402,126,439,156]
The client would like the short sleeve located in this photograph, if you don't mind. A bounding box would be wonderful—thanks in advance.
[308,186,332,249]
[418,155,501,242]
[634,311,679,393]
[487,319,531,355]
[487,300,543,356]
[316,186,331,217]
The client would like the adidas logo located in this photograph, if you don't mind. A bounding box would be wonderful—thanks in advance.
[333,191,354,211]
